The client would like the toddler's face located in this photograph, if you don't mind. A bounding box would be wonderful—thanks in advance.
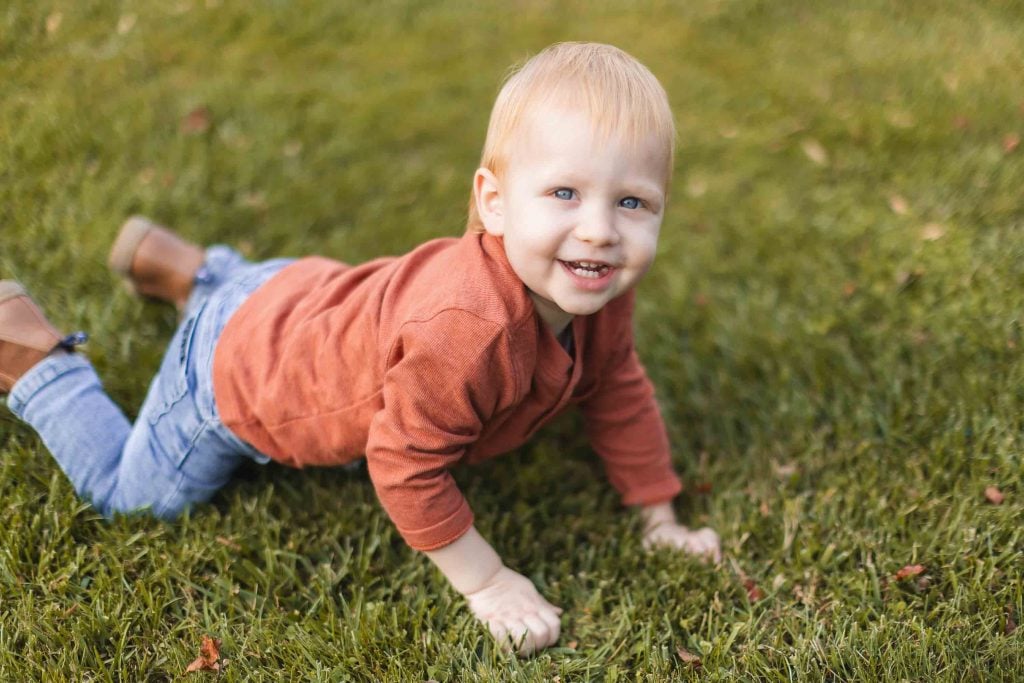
[479,105,668,333]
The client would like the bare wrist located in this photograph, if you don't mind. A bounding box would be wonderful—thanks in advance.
[638,501,677,533]
[422,526,504,595]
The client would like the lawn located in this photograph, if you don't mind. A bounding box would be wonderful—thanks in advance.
[1,0,1022,680]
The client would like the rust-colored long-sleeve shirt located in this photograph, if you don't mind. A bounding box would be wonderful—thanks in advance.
[213,231,682,550]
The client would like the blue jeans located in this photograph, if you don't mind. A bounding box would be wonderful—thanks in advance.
[6,247,291,519]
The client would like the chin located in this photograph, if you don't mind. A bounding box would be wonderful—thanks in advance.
[559,300,609,317]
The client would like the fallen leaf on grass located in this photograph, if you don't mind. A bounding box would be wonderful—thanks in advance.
[46,11,63,35]
[894,564,925,581]
[694,481,713,494]
[984,486,1005,505]
[888,195,909,215]
[743,578,765,602]
[185,635,222,673]
[919,223,945,241]
[117,14,137,34]
[895,268,924,289]
[887,110,915,129]
[1003,133,1020,154]
[216,535,242,551]
[771,460,798,478]
[181,106,212,135]
[566,640,578,649]
[676,646,702,668]
[238,191,268,210]
[801,138,828,165]
[842,281,858,298]
[1006,605,1018,635]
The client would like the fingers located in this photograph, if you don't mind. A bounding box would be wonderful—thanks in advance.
[521,613,552,654]
[694,527,722,563]
[503,618,532,655]
[644,523,723,563]
[486,607,562,657]
[537,605,562,642]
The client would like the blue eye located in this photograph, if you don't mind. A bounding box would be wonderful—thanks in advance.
[553,188,574,200]
[620,197,642,210]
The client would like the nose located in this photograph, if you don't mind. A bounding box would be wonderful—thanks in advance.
[573,205,620,246]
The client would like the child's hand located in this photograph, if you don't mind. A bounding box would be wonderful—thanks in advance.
[643,522,721,562]
[463,566,563,656]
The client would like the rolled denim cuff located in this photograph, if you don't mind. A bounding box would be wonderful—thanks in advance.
[6,352,94,418]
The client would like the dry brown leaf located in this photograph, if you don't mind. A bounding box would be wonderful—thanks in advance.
[771,460,798,478]
[238,191,268,210]
[1006,605,1018,635]
[894,564,925,581]
[686,178,708,198]
[45,11,62,35]
[566,640,578,649]
[920,223,945,241]
[181,106,212,134]
[694,482,713,494]
[984,486,1005,505]
[185,635,222,673]
[743,578,765,602]
[216,535,242,551]
[895,268,924,288]
[887,110,915,129]
[136,167,156,185]
[842,281,858,298]
[888,195,909,215]
[676,646,702,668]
[801,138,828,165]
[117,14,137,34]
[1003,133,1020,154]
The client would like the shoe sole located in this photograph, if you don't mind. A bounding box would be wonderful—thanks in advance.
[108,216,158,295]
[0,281,28,305]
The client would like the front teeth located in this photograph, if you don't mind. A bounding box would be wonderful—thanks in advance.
[565,260,610,278]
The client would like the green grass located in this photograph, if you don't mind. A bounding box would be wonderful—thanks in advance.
[2,0,1022,679]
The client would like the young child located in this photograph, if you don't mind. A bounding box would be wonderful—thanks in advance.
[0,42,719,656]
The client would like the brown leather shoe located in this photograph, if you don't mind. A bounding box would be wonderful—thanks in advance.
[108,216,205,311]
[0,281,67,393]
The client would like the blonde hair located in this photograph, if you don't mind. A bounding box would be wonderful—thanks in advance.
[466,42,676,232]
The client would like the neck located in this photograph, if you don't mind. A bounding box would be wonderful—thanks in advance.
[528,290,573,336]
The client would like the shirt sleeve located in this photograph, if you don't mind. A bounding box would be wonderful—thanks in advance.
[365,310,515,551]
[581,298,683,506]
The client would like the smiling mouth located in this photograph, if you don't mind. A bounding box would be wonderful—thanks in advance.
[559,259,614,279]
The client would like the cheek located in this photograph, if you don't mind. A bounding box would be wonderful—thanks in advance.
[628,226,661,266]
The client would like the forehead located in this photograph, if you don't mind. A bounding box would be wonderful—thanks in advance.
[507,105,670,186]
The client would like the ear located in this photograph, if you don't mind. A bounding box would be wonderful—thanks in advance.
[473,167,504,236]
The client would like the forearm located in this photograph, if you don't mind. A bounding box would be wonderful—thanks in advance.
[422,525,503,595]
